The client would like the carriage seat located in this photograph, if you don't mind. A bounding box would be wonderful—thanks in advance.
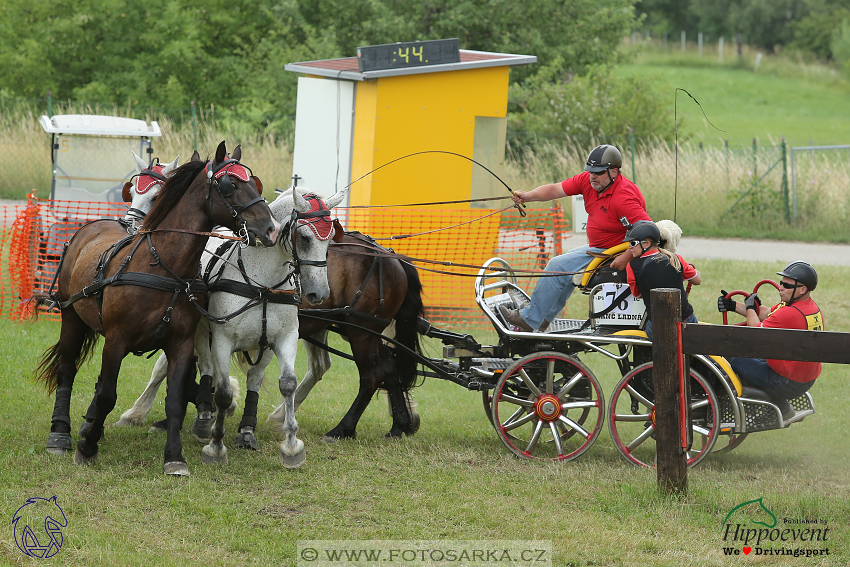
[739,386,796,422]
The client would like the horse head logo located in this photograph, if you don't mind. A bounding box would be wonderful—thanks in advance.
[722,497,777,530]
[11,495,68,558]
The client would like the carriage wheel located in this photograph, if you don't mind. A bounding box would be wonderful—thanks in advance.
[491,352,604,461]
[711,432,748,454]
[608,362,720,468]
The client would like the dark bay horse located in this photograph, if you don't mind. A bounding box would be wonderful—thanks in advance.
[32,141,280,476]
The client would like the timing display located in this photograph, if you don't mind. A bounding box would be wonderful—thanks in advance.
[357,39,460,72]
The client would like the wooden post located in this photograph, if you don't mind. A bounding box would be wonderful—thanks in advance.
[651,288,687,494]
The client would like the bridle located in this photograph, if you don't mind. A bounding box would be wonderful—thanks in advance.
[205,157,267,247]
[122,159,168,232]
[279,193,343,294]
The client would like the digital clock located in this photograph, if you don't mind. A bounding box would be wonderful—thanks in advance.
[357,39,461,72]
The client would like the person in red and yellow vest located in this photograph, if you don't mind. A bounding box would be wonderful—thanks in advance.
[717,261,823,420]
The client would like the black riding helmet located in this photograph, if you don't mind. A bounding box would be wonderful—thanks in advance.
[584,145,623,173]
[624,220,660,244]
[777,261,818,291]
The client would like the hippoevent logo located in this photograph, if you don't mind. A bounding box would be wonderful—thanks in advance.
[11,495,68,559]
[721,497,830,558]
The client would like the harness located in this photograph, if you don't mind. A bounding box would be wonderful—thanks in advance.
[123,160,169,224]
[204,158,266,246]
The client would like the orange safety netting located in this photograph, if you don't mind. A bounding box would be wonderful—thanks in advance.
[0,196,572,331]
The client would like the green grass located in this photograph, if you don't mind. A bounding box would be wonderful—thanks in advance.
[616,47,850,148]
[1,259,849,565]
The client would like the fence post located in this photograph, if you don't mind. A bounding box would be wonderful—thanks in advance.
[652,288,688,495]
[718,37,724,63]
[664,31,668,51]
[191,100,198,152]
[698,32,703,56]
[681,31,686,52]
[629,127,636,182]
[781,136,789,223]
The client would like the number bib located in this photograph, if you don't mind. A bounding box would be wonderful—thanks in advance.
[591,283,646,327]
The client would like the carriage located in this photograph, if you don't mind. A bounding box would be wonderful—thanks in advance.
[416,244,816,467]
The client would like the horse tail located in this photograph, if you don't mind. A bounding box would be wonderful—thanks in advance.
[392,261,425,392]
[33,325,99,394]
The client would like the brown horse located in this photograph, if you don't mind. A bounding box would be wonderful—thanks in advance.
[32,141,280,476]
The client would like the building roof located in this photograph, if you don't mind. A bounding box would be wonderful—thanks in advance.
[285,49,536,81]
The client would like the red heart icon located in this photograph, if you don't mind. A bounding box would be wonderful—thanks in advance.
[743,547,752,555]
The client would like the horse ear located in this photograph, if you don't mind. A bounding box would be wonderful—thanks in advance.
[122,181,133,203]
[132,151,147,172]
[190,150,201,162]
[251,175,263,195]
[214,141,227,165]
[231,144,242,162]
[293,188,310,212]
[332,218,344,243]
[324,188,347,209]
[162,155,179,175]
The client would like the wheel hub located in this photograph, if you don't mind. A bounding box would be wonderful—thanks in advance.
[535,394,562,421]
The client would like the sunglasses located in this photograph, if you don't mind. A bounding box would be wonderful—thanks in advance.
[779,281,803,289]
[628,240,643,247]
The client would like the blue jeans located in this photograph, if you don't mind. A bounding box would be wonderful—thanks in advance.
[644,312,698,342]
[519,245,604,329]
[730,357,814,401]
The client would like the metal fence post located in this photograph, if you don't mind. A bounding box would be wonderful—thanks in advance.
[781,137,789,223]
[629,127,636,182]
[191,100,198,152]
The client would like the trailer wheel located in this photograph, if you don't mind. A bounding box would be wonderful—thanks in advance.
[608,362,720,468]
[491,352,604,461]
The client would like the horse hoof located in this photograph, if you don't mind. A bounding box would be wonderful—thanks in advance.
[234,431,258,451]
[192,415,214,444]
[148,420,166,434]
[73,447,97,466]
[201,444,228,465]
[409,412,421,434]
[79,420,105,440]
[321,435,341,444]
[46,432,73,456]
[279,447,306,469]
[163,461,190,476]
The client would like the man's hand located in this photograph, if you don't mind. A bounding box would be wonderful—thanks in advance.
[510,190,527,205]
[717,290,736,312]
[609,251,632,271]
[744,293,761,311]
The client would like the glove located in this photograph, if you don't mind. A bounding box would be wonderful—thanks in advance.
[717,290,736,313]
[744,293,761,311]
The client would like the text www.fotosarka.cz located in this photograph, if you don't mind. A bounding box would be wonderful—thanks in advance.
[297,540,552,566]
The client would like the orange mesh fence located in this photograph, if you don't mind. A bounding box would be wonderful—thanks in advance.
[0,194,127,322]
[337,204,572,330]
[1,197,572,332]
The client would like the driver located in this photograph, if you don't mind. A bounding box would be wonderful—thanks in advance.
[502,144,652,332]
[717,261,824,420]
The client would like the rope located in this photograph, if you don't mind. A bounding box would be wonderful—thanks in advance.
[344,196,511,208]
[373,206,513,241]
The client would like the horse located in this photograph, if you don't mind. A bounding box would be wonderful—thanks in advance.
[32,141,281,476]
[116,195,425,442]
[192,186,345,468]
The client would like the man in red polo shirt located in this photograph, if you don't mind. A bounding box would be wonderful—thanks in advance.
[718,261,823,420]
[501,144,651,332]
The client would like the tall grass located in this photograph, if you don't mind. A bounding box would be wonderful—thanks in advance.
[4,110,850,242]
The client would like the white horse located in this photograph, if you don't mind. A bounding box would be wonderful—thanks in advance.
[122,151,181,231]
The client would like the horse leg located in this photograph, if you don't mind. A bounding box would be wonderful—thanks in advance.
[201,334,234,465]
[268,330,330,426]
[45,310,91,456]
[161,340,194,476]
[74,338,126,465]
[114,352,169,427]
[234,353,271,451]
[192,322,216,443]
[323,337,393,441]
[273,330,305,469]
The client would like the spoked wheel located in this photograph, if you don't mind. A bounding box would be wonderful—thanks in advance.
[608,362,720,468]
[491,352,604,461]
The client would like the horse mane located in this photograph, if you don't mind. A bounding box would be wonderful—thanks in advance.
[143,159,208,230]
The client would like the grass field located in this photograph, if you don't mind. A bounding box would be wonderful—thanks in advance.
[616,46,850,148]
[1,259,849,566]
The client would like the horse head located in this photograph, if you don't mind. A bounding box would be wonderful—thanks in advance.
[272,186,347,305]
[204,141,281,246]
[123,152,180,231]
